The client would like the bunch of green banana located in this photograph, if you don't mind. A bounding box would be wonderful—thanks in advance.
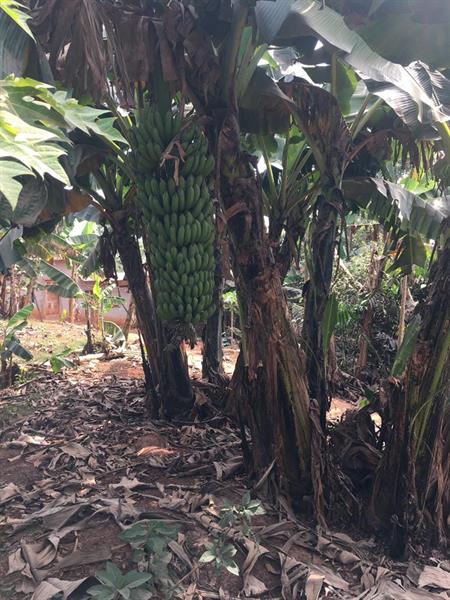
[129,104,216,326]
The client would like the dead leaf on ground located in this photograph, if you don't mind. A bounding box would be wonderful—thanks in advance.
[0,482,22,505]
[304,571,325,600]
[31,576,96,600]
[418,565,450,590]
[242,574,268,597]
[137,445,177,457]
[60,441,91,460]
[51,546,112,572]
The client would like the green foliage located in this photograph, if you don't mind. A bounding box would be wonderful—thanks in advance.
[120,520,179,594]
[0,75,126,215]
[199,540,239,576]
[200,493,264,578]
[49,348,75,373]
[88,562,152,600]
[218,491,265,536]
[0,0,33,38]
[1,303,33,361]
[390,314,422,377]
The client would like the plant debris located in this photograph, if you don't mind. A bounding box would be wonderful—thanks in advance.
[1,358,449,599]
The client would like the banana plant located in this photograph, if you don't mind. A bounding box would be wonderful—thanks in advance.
[0,302,33,386]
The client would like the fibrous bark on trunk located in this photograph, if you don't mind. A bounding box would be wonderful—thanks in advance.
[371,221,450,554]
[218,114,318,511]
[302,191,340,427]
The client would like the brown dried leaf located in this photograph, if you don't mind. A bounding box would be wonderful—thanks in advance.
[51,547,111,572]
[21,537,59,573]
[137,446,176,457]
[7,548,26,574]
[243,574,268,597]
[0,482,21,505]
[419,566,450,590]
[31,576,95,600]
[61,442,90,460]
[304,572,324,600]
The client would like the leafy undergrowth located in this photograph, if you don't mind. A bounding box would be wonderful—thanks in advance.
[0,358,449,599]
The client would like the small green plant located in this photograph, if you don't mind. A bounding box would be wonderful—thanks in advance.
[88,562,152,600]
[0,304,34,387]
[199,493,265,577]
[120,520,180,594]
[219,492,265,536]
[1,304,33,362]
[82,275,125,349]
[49,347,75,373]
[199,540,239,576]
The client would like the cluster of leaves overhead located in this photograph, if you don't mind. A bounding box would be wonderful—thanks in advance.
[0,76,125,214]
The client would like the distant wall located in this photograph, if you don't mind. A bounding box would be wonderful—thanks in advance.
[31,260,132,326]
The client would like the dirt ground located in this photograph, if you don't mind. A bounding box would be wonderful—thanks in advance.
[0,323,449,599]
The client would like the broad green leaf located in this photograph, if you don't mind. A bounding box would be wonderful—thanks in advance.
[0,229,25,272]
[6,303,33,334]
[121,572,152,589]
[50,355,75,373]
[80,240,101,278]
[96,562,123,588]
[225,560,240,576]
[87,584,115,599]
[0,158,31,207]
[0,177,48,225]
[40,260,83,298]
[51,91,126,145]
[278,0,450,125]
[335,58,358,116]
[391,313,422,377]
[199,549,216,564]
[357,7,450,70]
[0,132,68,190]
[365,61,450,129]
[255,0,296,44]
[343,178,446,240]
[387,233,427,276]
[0,0,33,38]
[7,337,32,360]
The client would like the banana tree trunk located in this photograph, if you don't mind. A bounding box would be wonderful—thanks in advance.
[370,221,450,554]
[112,212,193,417]
[123,300,135,342]
[302,191,340,427]
[398,276,408,344]
[354,246,388,378]
[202,238,224,382]
[219,120,318,511]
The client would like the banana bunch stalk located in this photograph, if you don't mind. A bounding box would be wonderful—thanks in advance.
[129,104,216,326]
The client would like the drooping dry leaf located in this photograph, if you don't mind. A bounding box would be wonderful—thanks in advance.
[308,565,349,591]
[60,442,91,460]
[0,482,21,505]
[304,572,324,600]
[168,540,194,571]
[137,446,176,457]
[353,579,445,599]
[8,548,26,574]
[31,576,95,600]
[21,537,60,574]
[51,547,111,572]
[243,574,268,597]
[418,566,450,590]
